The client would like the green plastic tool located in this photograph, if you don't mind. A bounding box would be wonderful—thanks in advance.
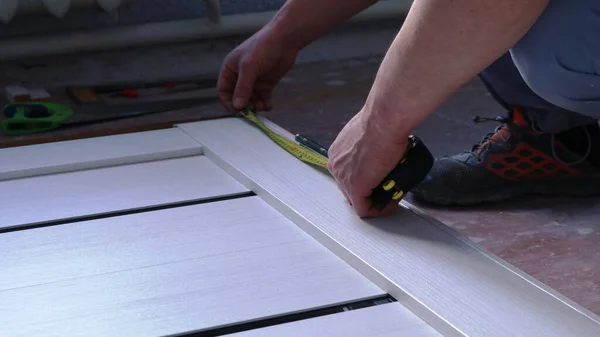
[0,95,219,137]
[1,102,74,136]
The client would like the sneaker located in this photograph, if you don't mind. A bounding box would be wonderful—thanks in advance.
[410,106,600,206]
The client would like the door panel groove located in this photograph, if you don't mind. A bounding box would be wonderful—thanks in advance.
[180,295,397,337]
[0,191,255,234]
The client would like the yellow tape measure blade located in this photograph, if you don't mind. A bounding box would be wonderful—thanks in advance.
[239,109,328,168]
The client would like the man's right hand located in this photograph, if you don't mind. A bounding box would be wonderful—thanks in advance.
[217,28,298,113]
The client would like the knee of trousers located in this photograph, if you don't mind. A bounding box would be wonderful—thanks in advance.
[509,1,600,118]
[510,45,600,117]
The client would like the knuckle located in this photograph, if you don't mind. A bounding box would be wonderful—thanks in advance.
[222,55,239,70]
[239,56,255,68]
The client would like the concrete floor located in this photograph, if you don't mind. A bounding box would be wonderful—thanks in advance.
[1,20,599,316]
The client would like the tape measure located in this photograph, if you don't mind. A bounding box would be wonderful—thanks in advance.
[238,109,434,211]
[238,109,329,168]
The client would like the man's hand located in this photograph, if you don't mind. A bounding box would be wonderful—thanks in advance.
[327,0,549,218]
[218,29,298,112]
[217,0,378,113]
[327,109,409,218]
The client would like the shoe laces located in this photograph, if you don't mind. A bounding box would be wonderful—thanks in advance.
[469,115,511,159]
[470,114,591,166]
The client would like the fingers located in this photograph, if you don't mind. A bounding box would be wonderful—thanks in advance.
[350,196,371,218]
[218,46,279,113]
[253,84,273,111]
[218,55,260,112]
[347,193,401,219]
[217,61,237,113]
[363,200,399,218]
[233,58,259,110]
[357,201,399,218]
[333,179,353,206]
[251,90,273,112]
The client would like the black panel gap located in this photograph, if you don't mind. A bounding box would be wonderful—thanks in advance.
[0,191,255,234]
[182,295,397,337]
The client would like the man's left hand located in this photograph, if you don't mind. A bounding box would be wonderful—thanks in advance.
[327,108,409,218]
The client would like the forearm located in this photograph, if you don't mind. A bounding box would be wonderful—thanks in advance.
[264,0,378,51]
[364,0,550,137]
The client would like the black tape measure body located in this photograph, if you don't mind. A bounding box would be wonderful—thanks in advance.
[238,109,434,211]
[369,135,434,211]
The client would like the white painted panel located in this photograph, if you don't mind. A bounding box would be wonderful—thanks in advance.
[0,156,249,230]
[232,303,441,337]
[0,197,292,290]
[0,128,202,181]
[178,118,600,337]
[0,197,384,337]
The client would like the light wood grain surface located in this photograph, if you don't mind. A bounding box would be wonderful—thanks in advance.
[231,302,441,337]
[0,197,385,337]
[178,117,600,337]
[0,156,249,230]
[0,128,202,181]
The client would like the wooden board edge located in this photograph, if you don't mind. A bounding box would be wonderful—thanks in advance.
[0,114,231,149]
[0,128,203,181]
[177,117,600,337]
[400,201,600,324]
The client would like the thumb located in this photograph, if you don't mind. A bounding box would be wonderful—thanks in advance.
[233,59,259,110]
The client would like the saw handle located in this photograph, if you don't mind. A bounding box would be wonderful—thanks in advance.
[369,135,434,211]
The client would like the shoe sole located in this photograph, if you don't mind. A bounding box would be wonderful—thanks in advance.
[411,177,600,206]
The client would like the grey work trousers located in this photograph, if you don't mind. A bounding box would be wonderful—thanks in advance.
[480,0,600,133]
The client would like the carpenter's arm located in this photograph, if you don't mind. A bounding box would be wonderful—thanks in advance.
[264,0,379,51]
[363,0,550,136]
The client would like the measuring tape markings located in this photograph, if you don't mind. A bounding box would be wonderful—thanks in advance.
[239,109,329,168]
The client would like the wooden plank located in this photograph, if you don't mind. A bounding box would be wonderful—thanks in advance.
[178,117,600,337]
[0,197,385,336]
[231,302,442,337]
[0,156,249,230]
[0,128,202,181]
[0,106,232,150]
